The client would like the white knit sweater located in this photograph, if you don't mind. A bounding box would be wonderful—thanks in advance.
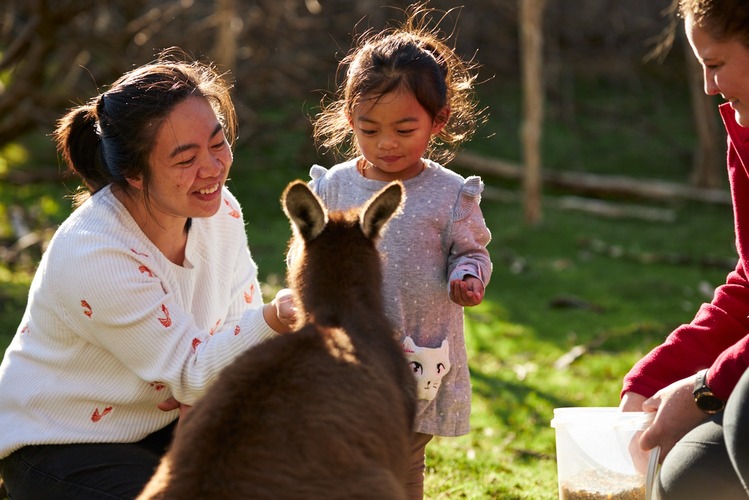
[0,185,276,458]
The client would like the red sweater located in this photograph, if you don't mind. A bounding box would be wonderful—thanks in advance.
[622,103,749,402]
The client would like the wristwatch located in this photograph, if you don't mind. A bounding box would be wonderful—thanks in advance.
[693,369,725,414]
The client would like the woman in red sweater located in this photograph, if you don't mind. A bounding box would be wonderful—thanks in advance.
[620,1,749,498]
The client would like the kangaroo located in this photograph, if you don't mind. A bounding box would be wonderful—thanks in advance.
[138,180,417,499]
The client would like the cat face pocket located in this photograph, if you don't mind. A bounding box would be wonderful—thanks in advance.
[402,336,451,401]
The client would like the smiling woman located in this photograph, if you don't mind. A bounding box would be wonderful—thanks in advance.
[619,1,749,499]
[0,50,297,499]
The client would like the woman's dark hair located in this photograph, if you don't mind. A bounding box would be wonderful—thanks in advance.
[313,3,483,165]
[679,0,749,46]
[54,48,237,205]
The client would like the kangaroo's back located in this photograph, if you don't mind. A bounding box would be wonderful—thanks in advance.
[138,181,417,500]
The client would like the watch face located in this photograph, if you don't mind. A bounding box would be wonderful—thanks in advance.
[696,392,724,413]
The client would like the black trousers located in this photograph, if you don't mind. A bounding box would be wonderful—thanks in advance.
[658,368,749,499]
[0,422,175,500]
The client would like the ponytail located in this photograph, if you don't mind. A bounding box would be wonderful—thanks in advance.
[54,102,113,198]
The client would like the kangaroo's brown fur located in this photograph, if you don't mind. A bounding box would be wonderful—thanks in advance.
[138,181,417,500]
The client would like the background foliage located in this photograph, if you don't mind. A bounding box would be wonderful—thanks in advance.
[0,1,737,498]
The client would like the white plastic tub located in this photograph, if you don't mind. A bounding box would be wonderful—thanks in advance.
[550,407,660,500]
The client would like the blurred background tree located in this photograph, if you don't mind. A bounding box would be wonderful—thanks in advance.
[0,0,719,177]
[0,0,728,247]
[0,6,736,496]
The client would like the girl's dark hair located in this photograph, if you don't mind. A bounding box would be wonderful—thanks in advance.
[55,48,237,206]
[679,0,749,46]
[313,3,483,165]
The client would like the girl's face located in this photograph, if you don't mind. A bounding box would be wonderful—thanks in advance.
[686,15,749,126]
[137,96,232,226]
[348,89,447,181]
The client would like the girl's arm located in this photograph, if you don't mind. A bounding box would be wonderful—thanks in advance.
[447,176,492,305]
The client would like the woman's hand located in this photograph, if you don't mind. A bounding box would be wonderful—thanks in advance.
[263,288,297,333]
[620,391,648,412]
[620,392,653,473]
[449,276,484,307]
[157,396,181,412]
[157,397,192,431]
[637,376,710,460]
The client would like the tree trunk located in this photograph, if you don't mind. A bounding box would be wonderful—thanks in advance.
[519,0,546,225]
[683,31,723,189]
[212,0,238,74]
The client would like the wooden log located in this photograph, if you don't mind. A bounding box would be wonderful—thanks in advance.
[482,186,677,222]
[455,151,731,205]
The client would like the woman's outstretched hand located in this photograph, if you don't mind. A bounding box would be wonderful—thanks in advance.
[264,288,297,333]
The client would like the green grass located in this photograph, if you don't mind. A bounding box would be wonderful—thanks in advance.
[422,199,732,499]
[0,77,737,498]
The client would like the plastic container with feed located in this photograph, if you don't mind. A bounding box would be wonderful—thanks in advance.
[550,407,660,500]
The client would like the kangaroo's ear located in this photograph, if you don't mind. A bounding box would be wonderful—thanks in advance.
[360,181,404,240]
[282,181,327,241]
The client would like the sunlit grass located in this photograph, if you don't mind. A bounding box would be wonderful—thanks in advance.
[0,77,736,498]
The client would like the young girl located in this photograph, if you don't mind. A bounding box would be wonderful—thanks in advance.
[309,4,492,498]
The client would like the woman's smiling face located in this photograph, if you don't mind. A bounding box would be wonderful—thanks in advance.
[142,96,233,223]
[686,14,749,127]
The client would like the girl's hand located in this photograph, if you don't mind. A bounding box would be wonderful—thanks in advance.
[638,376,710,460]
[449,276,484,307]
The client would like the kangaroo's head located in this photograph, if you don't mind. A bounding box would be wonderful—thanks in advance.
[282,180,404,327]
